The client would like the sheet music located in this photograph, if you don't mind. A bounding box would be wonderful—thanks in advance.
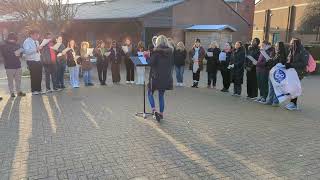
[260,50,271,62]
[137,52,144,56]
[51,43,62,51]
[62,48,71,55]
[86,48,94,56]
[138,56,148,65]
[122,46,129,54]
[14,48,24,57]
[206,52,213,57]
[247,55,258,65]
[219,52,226,61]
[40,39,51,47]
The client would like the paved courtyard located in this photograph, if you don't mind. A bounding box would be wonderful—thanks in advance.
[0,64,320,180]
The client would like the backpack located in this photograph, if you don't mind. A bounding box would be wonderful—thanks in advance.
[306,54,317,73]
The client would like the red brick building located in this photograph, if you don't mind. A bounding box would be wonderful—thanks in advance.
[66,0,252,47]
[225,0,255,38]
[1,0,253,47]
[252,0,319,44]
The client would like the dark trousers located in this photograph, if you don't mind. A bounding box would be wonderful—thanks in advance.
[111,63,121,83]
[27,61,42,92]
[97,65,107,84]
[56,62,66,88]
[125,60,135,82]
[193,70,200,82]
[257,72,269,99]
[246,68,258,98]
[234,83,242,95]
[43,64,57,90]
[207,69,217,86]
[221,69,231,90]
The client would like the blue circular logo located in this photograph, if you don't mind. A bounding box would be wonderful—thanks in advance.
[273,69,286,83]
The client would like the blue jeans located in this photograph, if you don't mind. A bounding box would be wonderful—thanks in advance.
[83,70,92,85]
[266,78,279,104]
[69,66,80,87]
[175,66,184,83]
[148,89,165,113]
[56,62,66,88]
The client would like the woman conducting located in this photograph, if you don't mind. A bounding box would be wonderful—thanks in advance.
[148,35,174,122]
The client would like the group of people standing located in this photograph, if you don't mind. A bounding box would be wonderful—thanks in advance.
[171,37,308,111]
[0,29,309,116]
[0,30,155,97]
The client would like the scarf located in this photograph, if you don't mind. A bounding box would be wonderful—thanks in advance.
[49,41,57,63]
[193,47,200,61]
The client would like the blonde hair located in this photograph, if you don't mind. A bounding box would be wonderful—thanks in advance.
[176,42,185,50]
[155,35,169,48]
[209,41,219,49]
[81,41,90,49]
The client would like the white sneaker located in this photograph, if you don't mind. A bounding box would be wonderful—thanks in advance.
[46,89,53,93]
[130,81,135,84]
[32,91,40,95]
[126,81,130,84]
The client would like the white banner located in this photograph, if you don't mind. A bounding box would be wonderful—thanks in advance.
[269,63,302,103]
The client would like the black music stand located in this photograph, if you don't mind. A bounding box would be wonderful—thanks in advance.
[130,56,153,119]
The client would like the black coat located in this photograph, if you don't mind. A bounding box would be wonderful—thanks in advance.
[108,47,124,65]
[245,45,260,71]
[0,41,21,69]
[66,48,79,67]
[287,48,308,79]
[173,49,187,66]
[148,46,173,91]
[231,48,246,84]
[266,52,287,71]
[205,47,221,73]
[94,48,108,69]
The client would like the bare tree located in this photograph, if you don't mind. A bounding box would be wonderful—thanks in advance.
[300,0,320,41]
[0,0,78,34]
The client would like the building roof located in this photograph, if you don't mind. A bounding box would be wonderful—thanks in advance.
[186,25,237,32]
[74,0,184,20]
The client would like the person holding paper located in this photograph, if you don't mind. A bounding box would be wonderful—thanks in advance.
[205,41,221,89]
[109,40,124,84]
[245,38,260,99]
[264,42,287,106]
[285,38,309,111]
[219,42,233,92]
[0,32,26,97]
[173,42,187,87]
[94,40,108,85]
[123,39,135,84]
[148,35,173,122]
[40,32,59,93]
[189,38,205,88]
[66,40,80,88]
[55,35,67,89]
[136,41,146,85]
[230,41,246,96]
[79,41,94,86]
[256,41,274,103]
[23,29,43,95]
